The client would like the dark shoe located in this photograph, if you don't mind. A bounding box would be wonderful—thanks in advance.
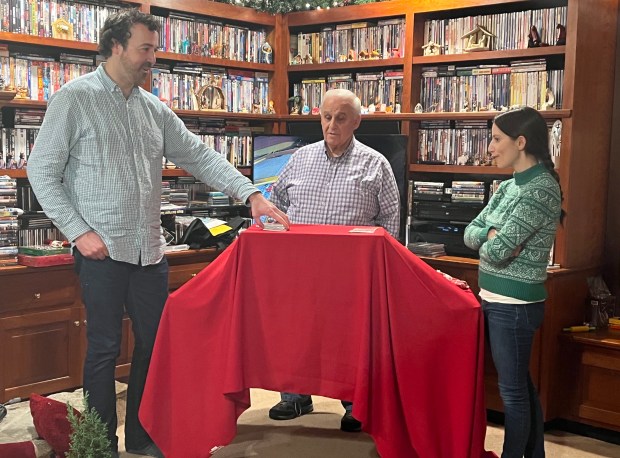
[340,411,362,432]
[268,398,314,420]
[126,441,164,457]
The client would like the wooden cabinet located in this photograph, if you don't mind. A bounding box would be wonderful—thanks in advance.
[0,250,219,402]
[0,266,82,401]
[560,330,620,431]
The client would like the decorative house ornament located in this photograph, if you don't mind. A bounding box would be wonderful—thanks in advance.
[196,78,226,111]
[461,25,495,52]
[422,41,441,56]
[52,17,74,40]
[291,54,302,65]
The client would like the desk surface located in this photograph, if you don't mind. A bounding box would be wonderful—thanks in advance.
[140,224,489,457]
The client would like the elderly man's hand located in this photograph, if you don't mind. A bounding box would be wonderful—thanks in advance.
[247,192,290,229]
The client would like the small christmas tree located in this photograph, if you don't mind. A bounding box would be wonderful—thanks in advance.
[66,392,113,458]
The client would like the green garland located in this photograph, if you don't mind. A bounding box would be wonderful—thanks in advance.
[216,0,388,14]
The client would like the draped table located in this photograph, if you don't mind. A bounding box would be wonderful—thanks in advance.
[140,224,490,457]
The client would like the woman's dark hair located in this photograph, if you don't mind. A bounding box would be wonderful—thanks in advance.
[98,9,160,58]
[494,106,565,222]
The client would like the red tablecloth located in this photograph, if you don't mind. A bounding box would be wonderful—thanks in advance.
[140,225,489,457]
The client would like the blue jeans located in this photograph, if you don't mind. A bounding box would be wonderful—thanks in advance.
[281,393,352,413]
[75,251,169,452]
[483,300,545,458]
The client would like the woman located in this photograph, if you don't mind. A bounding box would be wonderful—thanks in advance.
[464,107,563,458]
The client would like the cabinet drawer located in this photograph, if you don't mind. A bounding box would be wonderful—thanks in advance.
[1,270,78,314]
[168,262,211,290]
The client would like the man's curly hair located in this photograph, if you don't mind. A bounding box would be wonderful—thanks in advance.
[98,9,160,58]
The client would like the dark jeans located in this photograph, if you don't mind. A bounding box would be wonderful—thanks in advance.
[74,250,168,452]
[483,300,545,458]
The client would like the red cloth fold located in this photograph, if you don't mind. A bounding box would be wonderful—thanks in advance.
[140,224,488,457]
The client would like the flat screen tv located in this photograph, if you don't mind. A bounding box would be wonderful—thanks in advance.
[252,134,408,241]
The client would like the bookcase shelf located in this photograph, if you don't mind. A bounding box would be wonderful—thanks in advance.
[409,164,513,175]
[0,169,27,178]
[155,51,275,72]
[162,166,250,177]
[411,45,566,65]
[288,58,404,72]
[150,0,275,27]
[0,32,99,52]
[399,110,571,121]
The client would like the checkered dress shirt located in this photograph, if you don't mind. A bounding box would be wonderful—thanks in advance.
[270,138,400,238]
[27,64,258,266]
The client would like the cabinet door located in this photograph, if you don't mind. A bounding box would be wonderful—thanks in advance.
[168,261,212,291]
[0,307,83,401]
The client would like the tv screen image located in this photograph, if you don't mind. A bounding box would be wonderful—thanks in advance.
[252,134,408,241]
[252,135,320,200]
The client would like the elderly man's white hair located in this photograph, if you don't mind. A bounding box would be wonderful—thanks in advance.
[320,89,362,115]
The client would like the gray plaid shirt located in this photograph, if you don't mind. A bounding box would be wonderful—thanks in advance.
[271,138,400,238]
[27,64,258,266]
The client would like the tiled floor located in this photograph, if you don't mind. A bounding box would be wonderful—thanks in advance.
[122,389,620,457]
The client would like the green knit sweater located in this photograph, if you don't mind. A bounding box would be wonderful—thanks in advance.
[464,164,561,301]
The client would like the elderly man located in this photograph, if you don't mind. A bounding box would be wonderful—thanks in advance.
[268,88,400,432]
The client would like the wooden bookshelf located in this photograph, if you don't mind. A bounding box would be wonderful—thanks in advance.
[282,0,619,427]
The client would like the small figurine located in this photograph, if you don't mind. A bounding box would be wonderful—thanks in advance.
[361,106,369,115]
[541,88,555,110]
[390,48,401,58]
[551,120,562,166]
[182,38,192,54]
[368,103,376,113]
[358,50,370,59]
[252,103,261,114]
[267,100,276,114]
[291,54,302,65]
[487,101,496,111]
[462,25,495,52]
[394,103,401,114]
[348,49,356,61]
[370,49,381,59]
[338,54,347,62]
[311,107,320,115]
[527,25,548,48]
[422,41,442,56]
[460,101,469,112]
[301,105,310,115]
[303,54,313,64]
[457,153,469,166]
[288,95,302,115]
[414,102,423,113]
[261,42,273,64]
[555,24,566,46]
[385,105,393,113]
